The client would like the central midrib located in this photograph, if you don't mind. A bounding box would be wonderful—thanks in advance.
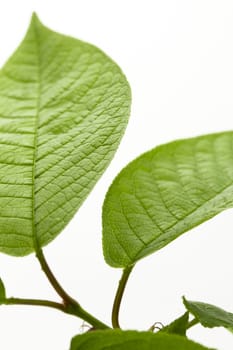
[31,21,42,252]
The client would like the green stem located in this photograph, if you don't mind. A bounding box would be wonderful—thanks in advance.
[35,248,109,329]
[186,317,199,329]
[36,248,73,303]
[112,265,134,328]
[4,297,65,312]
[4,297,109,329]
[64,303,108,328]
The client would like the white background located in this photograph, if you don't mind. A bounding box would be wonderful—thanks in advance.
[0,1,232,349]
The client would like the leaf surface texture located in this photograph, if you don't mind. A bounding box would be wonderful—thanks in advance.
[103,132,233,267]
[0,14,130,255]
[183,297,233,331]
[70,330,212,350]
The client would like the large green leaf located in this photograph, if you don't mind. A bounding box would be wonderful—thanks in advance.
[0,14,130,256]
[183,297,233,331]
[70,330,212,350]
[103,132,233,267]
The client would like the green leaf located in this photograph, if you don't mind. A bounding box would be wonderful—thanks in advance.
[160,312,189,336]
[0,14,130,256]
[103,132,233,267]
[0,278,6,301]
[183,297,233,331]
[70,330,213,350]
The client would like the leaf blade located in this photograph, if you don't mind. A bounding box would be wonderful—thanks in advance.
[103,132,233,267]
[160,312,189,336]
[70,330,213,350]
[0,14,131,256]
[183,297,233,331]
[0,278,6,301]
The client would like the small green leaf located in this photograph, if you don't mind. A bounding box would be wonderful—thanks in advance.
[103,132,233,267]
[70,330,213,350]
[160,312,189,336]
[0,278,6,301]
[183,297,233,331]
[0,14,130,256]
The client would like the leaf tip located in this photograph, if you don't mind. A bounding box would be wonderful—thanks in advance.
[31,12,38,21]
[30,12,43,27]
[182,296,190,309]
[0,278,6,301]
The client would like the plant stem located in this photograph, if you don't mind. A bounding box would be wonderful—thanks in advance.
[35,248,109,329]
[36,248,73,303]
[112,265,134,329]
[186,317,199,329]
[4,297,65,312]
[4,296,109,329]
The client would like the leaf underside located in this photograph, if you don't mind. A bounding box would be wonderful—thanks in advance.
[103,132,233,267]
[183,297,233,331]
[70,330,212,350]
[0,14,130,256]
